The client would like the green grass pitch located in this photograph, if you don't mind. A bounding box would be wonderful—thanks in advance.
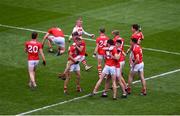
[0,0,180,115]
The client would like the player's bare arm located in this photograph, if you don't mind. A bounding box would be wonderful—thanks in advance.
[39,48,46,65]
[42,32,50,46]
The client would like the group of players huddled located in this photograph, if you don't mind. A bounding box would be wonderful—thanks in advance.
[25,17,146,100]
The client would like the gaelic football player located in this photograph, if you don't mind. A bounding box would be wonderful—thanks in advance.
[92,39,119,100]
[42,26,65,56]
[68,17,94,42]
[24,32,46,88]
[127,38,147,95]
[93,28,109,78]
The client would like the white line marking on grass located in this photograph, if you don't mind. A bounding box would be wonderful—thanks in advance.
[17,68,180,115]
[0,24,180,56]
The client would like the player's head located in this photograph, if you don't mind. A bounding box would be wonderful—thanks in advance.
[131,24,140,32]
[76,19,83,27]
[72,31,79,37]
[131,38,138,45]
[112,30,119,36]
[116,39,122,47]
[32,32,38,39]
[107,39,114,47]
[75,37,82,45]
[99,27,105,34]
[72,31,80,40]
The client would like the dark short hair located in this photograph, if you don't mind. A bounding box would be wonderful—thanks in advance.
[32,32,38,39]
[72,31,79,36]
[112,30,119,36]
[116,39,122,44]
[107,39,114,45]
[131,38,138,43]
[132,24,140,31]
[75,37,81,41]
[99,27,105,33]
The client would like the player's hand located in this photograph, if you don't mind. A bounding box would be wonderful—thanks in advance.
[68,39,71,43]
[117,49,121,53]
[85,53,88,57]
[74,61,80,64]
[42,60,46,66]
[92,53,96,58]
[90,34,95,38]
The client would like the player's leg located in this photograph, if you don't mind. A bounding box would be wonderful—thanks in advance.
[102,76,111,97]
[28,61,38,88]
[74,64,82,92]
[64,71,71,94]
[75,71,82,92]
[59,61,74,79]
[92,73,106,94]
[111,74,117,100]
[138,63,147,95]
[97,55,103,78]
[116,68,127,98]
[127,70,136,94]
[120,61,127,89]
[47,36,54,52]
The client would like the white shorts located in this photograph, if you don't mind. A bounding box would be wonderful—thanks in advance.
[97,54,104,60]
[70,64,80,72]
[74,55,85,62]
[102,65,116,75]
[28,60,39,71]
[48,36,65,48]
[131,62,144,72]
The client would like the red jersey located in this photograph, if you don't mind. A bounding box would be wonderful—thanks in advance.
[68,44,79,61]
[132,44,143,64]
[131,31,144,40]
[79,40,86,56]
[113,35,125,62]
[25,40,42,60]
[96,34,109,55]
[104,46,117,66]
[48,27,64,37]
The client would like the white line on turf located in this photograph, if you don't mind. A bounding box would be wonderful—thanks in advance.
[17,68,180,115]
[0,24,180,56]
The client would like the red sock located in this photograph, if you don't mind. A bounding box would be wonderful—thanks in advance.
[97,65,102,77]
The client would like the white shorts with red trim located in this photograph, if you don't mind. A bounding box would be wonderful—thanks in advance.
[97,54,104,60]
[48,35,65,48]
[74,55,85,62]
[102,65,116,75]
[70,64,80,72]
[131,62,144,72]
[28,60,39,71]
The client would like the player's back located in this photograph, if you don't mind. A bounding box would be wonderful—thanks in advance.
[104,46,117,66]
[131,32,144,40]
[96,34,109,55]
[132,44,143,63]
[25,40,42,60]
[48,27,64,37]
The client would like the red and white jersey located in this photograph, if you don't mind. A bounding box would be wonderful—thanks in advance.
[48,27,64,37]
[104,46,117,66]
[25,40,42,60]
[96,34,109,55]
[132,44,143,64]
[68,44,79,61]
[72,25,84,36]
[113,35,125,62]
[79,40,86,56]
[131,31,144,40]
